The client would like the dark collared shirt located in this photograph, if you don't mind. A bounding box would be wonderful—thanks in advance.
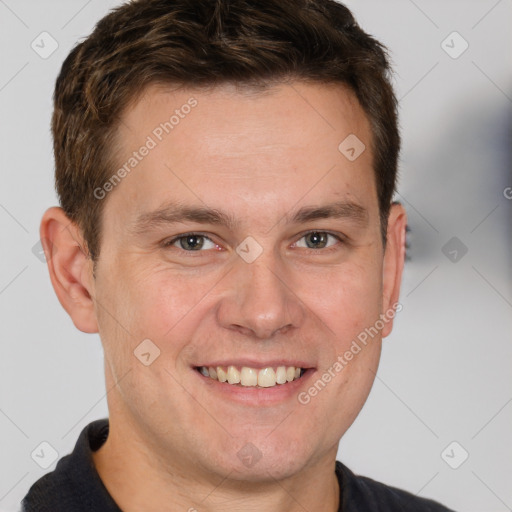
[22,419,455,511]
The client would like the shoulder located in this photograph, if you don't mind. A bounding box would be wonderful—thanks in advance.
[337,461,456,512]
[22,419,118,512]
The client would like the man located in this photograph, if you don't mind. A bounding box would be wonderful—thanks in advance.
[22,0,454,510]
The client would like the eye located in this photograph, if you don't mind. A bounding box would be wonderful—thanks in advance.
[166,234,218,251]
[294,231,341,250]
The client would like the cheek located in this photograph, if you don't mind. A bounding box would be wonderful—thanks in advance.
[300,259,383,339]
[112,266,219,349]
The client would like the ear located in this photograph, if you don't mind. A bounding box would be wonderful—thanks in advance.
[381,202,407,338]
[40,207,98,333]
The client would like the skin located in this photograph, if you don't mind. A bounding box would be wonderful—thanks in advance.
[41,82,407,512]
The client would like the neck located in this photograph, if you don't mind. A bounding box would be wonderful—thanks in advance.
[92,416,340,512]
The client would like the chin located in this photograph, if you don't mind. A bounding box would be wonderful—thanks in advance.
[197,428,319,483]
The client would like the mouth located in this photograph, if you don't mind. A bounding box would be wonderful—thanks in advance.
[195,365,309,388]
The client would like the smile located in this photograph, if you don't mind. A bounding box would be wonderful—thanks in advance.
[196,365,307,388]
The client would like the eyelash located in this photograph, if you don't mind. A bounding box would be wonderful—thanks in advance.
[162,231,345,255]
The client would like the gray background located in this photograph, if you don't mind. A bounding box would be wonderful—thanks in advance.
[1,1,511,511]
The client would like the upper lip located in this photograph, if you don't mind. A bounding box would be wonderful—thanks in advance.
[194,360,315,369]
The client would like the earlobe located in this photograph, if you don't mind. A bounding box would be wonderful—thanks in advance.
[40,207,99,334]
[381,202,407,338]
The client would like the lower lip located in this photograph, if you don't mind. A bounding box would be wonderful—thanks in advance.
[194,368,316,406]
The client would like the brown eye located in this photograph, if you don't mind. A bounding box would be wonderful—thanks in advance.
[167,234,217,251]
[304,232,329,249]
[178,235,205,251]
[292,231,343,251]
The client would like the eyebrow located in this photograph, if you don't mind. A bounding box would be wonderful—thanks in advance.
[130,203,238,236]
[129,200,369,236]
[289,201,368,226]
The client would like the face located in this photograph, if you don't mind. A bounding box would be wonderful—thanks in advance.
[83,82,402,482]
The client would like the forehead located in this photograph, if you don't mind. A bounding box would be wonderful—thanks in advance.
[105,81,377,229]
[120,81,370,151]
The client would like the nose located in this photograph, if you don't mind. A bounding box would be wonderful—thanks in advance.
[216,254,305,340]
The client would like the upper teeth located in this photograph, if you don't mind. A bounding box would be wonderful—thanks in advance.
[198,365,302,388]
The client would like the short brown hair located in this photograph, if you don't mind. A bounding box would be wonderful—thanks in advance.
[53,0,399,261]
